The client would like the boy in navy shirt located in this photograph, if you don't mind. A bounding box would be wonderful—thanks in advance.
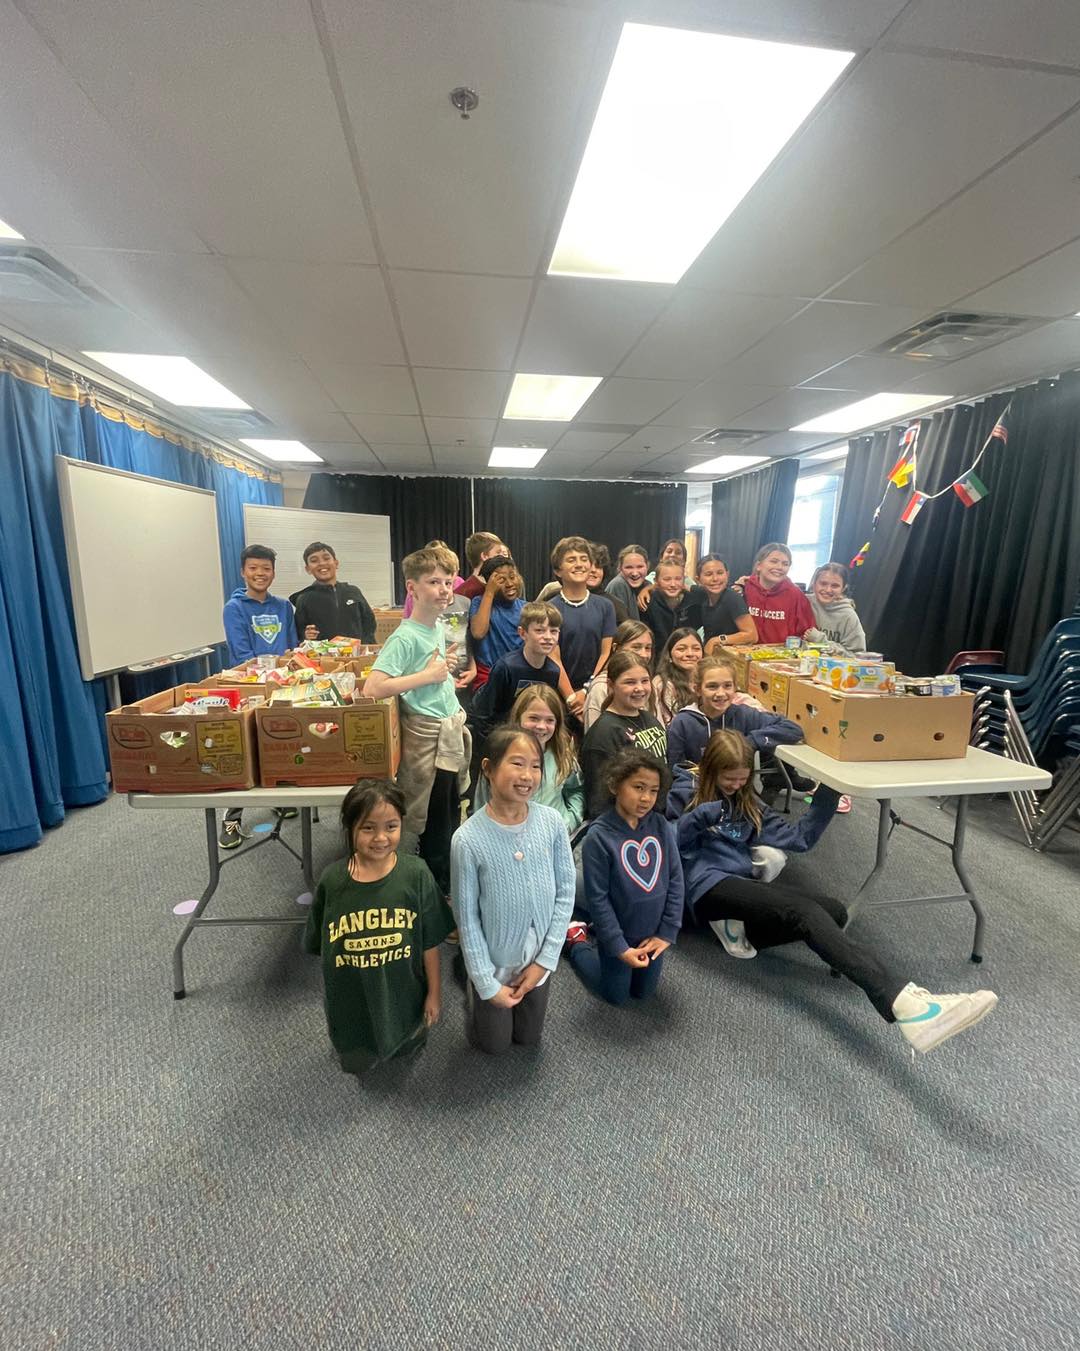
[470,601,561,738]
[550,536,617,722]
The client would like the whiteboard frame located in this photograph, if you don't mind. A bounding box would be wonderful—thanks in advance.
[56,455,225,680]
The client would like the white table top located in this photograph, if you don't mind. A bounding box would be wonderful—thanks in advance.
[127,785,352,810]
[776,744,1052,798]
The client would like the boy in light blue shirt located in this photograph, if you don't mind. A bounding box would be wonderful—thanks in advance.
[364,546,470,893]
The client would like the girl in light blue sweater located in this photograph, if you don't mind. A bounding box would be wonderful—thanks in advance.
[451,726,576,1055]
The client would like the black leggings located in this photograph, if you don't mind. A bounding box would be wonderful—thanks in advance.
[697,877,906,1021]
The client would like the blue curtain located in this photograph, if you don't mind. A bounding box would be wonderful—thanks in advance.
[0,364,282,853]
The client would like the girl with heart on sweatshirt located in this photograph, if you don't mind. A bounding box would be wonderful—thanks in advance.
[565,748,684,1006]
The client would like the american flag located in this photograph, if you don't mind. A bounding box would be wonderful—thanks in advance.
[990,415,1008,445]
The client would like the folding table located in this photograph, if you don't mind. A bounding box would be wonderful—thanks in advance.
[775,745,1051,962]
[128,786,350,999]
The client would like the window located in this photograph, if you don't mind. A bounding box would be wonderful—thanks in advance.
[788,471,842,584]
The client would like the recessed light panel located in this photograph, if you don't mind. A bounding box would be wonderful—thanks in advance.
[686,453,769,475]
[240,439,324,464]
[503,373,602,421]
[0,217,24,240]
[488,447,548,469]
[83,353,250,409]
[792,393,951,434]
[549,24,853,283]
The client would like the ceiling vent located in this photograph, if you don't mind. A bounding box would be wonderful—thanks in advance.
[198,409,277,436]
[870,311,1040,362]
[0,247,96,305]
[691,427,773,446]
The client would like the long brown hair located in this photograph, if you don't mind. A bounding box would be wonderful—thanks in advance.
[655,627,704,720]
[601,649,653,713]
[690,729,763,833]
[508,683,576,786]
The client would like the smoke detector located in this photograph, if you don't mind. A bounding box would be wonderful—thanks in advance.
[449,87,479,119]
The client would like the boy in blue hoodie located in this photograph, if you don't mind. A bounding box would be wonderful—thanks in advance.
[565,749,683,1005]
[218,545,298,848]
[222,544,298,665]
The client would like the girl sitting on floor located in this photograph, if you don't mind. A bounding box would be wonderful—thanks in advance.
[670,730,999,1054]
[653,627,705,727]
[451,727,576,1055]
[304,780,452,1074]
[565,749,683,1005]
[473,684,584,832]
[666,655,800,768]
[583,620,654,732]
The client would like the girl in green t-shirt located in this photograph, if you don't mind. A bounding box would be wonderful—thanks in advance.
[305,781,453,1074]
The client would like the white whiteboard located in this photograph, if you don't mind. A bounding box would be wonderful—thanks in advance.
[242,504,393,608]
[56,456,226,680]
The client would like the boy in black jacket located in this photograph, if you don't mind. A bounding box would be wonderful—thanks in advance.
[290,541,376,643]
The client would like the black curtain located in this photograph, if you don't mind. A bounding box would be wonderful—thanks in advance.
[709,457,800,579]
[473,477,687,596]
[833,373,1080,674]
[303,474,472,600]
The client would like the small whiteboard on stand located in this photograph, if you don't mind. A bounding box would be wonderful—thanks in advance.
[56,456,225,682]
[242,504,394,607]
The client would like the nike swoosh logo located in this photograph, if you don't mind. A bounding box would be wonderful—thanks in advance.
[896,1002,942,1024]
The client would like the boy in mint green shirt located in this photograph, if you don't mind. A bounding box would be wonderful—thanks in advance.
[365,546,469,893]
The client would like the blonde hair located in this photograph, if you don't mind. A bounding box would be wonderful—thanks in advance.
[508,684,576,786]
[402,547,451,582]
[690,729,762,833]
[425,539,460,576]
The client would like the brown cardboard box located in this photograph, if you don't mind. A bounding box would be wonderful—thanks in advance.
[372,608,404,645]
[787,679,974,761]
[255,696,401,786]
[747,660,806,715]
[716,646,753,691]
[107,686,262,792]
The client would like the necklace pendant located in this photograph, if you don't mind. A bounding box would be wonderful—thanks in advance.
[513,850,525,861]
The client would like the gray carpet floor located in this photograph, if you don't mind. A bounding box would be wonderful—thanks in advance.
[2,788,1079,1350]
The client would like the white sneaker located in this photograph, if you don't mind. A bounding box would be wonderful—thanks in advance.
[892,983,998,1053]
[709,918,757,959]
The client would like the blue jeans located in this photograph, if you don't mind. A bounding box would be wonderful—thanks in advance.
[567,942,665,1006]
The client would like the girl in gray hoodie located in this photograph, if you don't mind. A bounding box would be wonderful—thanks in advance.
[805,563,867,654]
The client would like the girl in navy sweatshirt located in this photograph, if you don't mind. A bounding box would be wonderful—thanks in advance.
[671,730,999,1055]
[666,655,802,768]
[565,749,683,1005]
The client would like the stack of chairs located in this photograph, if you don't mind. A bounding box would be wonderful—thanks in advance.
[956,603,1080,850]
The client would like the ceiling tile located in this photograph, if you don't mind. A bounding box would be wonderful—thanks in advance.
[830,112,1080,308]
[683,49,1080,298]
[889,0,1080,68]
[368,446,438,472]
[799,353,938,391]
[391,272,531,369]
[318,363,419,416]
[311,443,383,469]
[431,446,495,473]
[655,382,787,429]
[727,386,872,430]
[601,426,695,456]
[577,378,695,424]
[321,0,603,273]
[15,0,377,262]
[0,300,169,355]
[413,368,511,418]
[958,238,1080,320]
[493,419,567,446]
[227,259,404,366]
[553,430,630,453]
[516,278,671,376]
[345,414,430,445]
[424,416,496,445]
[618,290,807,381]
[283,411,368,443]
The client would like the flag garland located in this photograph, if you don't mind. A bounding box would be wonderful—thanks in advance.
[899,491,927,525]
[953,471,988,507]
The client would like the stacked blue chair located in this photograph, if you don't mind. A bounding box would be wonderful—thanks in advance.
[953,604,1080,849]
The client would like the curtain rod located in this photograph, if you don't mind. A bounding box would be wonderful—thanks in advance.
[0,324,274,479]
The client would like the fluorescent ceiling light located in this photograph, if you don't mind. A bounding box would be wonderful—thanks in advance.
[0,217,24,240]
[807,444,849,461]
[686,453,769,475]
[549,24,853,284]
[489,446,548,469]
[83,353,250,408]
[240,439,324,464]
[503,373,602,421]
[792,392,951,434]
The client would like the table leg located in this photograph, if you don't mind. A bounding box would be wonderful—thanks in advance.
[172,809,221,999]
[951,795,985,963]
[301,807,315,895]
[850,799,893,920]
